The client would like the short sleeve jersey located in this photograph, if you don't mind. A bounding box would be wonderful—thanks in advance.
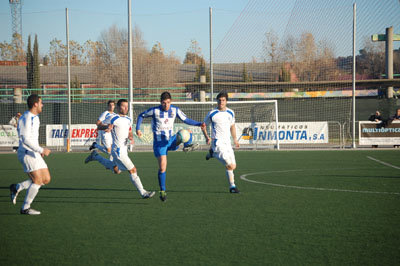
[204,107,235,145]
[17,111,43,153]
[103,114,132,149]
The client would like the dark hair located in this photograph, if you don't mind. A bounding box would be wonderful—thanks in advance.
[117,99,128,107]
[27,94,41,109]
[107,100,115,106]
[216,91,228,101]
[160,91,171,102]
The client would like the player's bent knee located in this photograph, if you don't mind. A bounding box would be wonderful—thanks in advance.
[128,167,137,174]
[226,164,236,170]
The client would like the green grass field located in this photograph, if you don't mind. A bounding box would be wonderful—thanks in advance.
[1,150,400,265]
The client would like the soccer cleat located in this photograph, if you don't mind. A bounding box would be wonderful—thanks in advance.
[159,191,167,202]
[89,142,97,151]
[84,150,98,164]
[229,187,240,193]
[205,148,213,160]
[20,208,41,215]
[183,143,199,153]
[10,184,19,205]
[142,191,155,199]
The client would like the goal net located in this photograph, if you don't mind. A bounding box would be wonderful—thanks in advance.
[130,100,279,151]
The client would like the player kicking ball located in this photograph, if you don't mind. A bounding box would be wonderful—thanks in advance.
[85,99,155,199]
[10,94,52,215]
[136,91,206,201]
[201,91,240,193]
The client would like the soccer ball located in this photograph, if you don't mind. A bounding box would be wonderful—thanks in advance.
[177,129,191,144]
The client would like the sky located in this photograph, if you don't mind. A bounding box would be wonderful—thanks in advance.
[0,0,249,62]
[0,0,399,63]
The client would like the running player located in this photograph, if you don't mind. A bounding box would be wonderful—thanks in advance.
[90,100,115,157]
[9,94,52,215]
[136,91,206,201]
[201,91,240,193]
[85,99,155,199]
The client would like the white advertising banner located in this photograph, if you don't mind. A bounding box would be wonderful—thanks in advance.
[46,124,98,146]
[0,125,18,146]
[236,122,328,144]
[359,121,400,145]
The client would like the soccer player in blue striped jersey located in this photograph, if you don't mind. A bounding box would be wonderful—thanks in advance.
[136,91,206,201]
[201,91,240,193]
[85,99,155,199]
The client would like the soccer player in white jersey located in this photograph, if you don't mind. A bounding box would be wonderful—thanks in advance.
[9,94,52,215]
[136,91,206,201]
[201,91,240,193]
[85,99,155,199]
[90,100,115,157]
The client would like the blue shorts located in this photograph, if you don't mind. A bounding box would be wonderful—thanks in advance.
[153,134,179,157]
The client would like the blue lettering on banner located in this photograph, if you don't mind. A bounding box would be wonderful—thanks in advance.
[252,127,313,141]
[51,129,68,138]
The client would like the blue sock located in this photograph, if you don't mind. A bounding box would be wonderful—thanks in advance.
[158,170,166,191]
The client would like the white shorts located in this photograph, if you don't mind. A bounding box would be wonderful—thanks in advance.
[100,132,112,149]
[212,143,236,167]
[111,148,134,172]
[18,150,48,173]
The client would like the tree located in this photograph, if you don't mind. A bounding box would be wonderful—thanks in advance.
[279,64,291,82]
[242,63,253,82]
[32,35,41,91]
[71,75,82,102]
[0,33,24,61]
[26,36,33,89]
[48,38,66,66]
[262,30,280,63]
[184,39,205,65]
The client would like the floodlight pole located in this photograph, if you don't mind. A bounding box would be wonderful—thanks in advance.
[128,0,133,152]
[66,8,72,152]
[209,7,214,103]
[352,3,356,149]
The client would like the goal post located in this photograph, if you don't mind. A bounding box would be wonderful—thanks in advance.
[129,100,280,150]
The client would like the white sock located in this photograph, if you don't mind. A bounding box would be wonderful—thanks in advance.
[22,183,41,210]
[94,153,114,169]
[94,143,109,154]
[130,173,145,196]
[226,170,235,188]
[17,179,32,192]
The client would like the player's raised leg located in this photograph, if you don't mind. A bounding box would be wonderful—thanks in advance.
[85,150,114,169]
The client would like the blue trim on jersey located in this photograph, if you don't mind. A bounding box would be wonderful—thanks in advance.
[227,110,234,118]
[110,115,119,124]
[209,110,218,122]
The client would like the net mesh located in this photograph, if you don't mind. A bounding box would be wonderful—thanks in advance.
[0,0,400,150]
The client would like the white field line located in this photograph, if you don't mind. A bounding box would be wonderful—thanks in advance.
[366,156,400,170]
[240,170,400,195]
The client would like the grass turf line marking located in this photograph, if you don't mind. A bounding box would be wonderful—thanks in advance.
[367,156,400,170]
[240,170,400,195]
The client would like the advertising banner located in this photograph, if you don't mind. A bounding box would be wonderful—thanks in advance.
[46,124,98,146]
[236,122,328,144]
[359,121,400,145]
[0,125,18,147]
